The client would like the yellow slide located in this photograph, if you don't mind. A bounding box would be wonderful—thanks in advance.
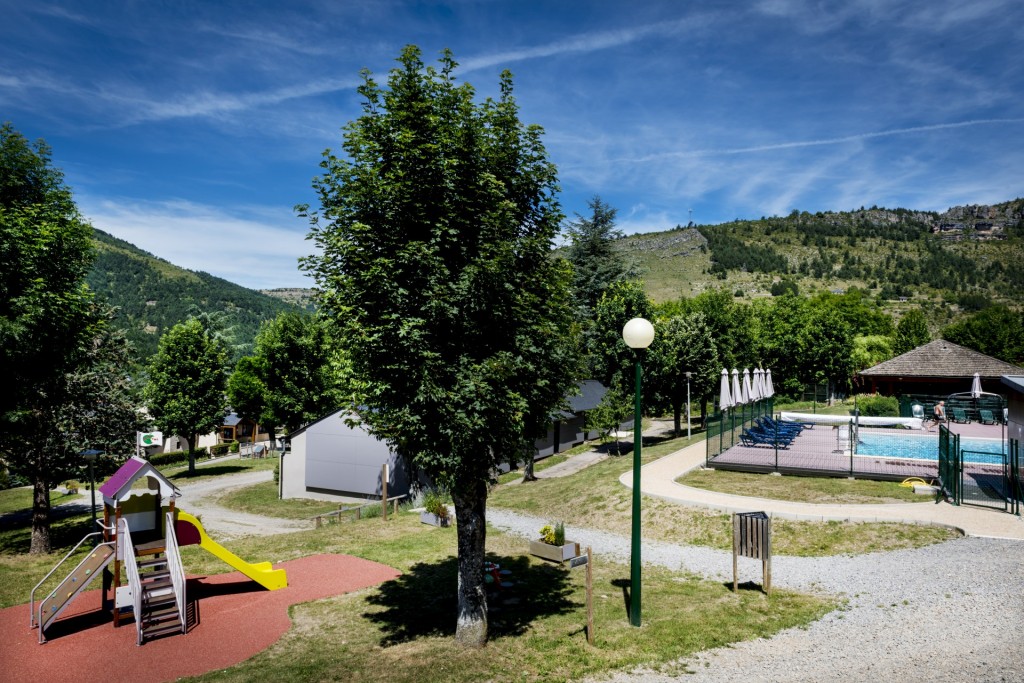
[174,510,287,590]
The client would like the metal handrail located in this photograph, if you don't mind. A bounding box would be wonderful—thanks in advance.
[30,531,106,629]
[164,512,187,634]
[118,519,144,645]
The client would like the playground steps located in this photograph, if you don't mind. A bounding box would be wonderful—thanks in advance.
[135,552,184,642]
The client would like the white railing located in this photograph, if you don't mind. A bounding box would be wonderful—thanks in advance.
[164,512,187,634]
[30,530,109,634]
[118,519,145,646]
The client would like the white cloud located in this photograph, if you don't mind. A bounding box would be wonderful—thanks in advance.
[79,197,314,290]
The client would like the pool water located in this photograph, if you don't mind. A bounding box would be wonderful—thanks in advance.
[857,433,1006,465]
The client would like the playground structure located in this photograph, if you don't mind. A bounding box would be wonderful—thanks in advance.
[30,456,286,645]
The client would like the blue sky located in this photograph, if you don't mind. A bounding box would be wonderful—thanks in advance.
[3,1,1022,289]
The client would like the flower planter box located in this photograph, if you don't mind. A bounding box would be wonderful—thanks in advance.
[529,539,580,563]
[420,510,451,527]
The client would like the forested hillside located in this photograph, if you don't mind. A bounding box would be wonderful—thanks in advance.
[623,199,1024,316]
[86,229,296,362]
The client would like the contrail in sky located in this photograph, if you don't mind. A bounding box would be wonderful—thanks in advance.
[636,118,1024,160]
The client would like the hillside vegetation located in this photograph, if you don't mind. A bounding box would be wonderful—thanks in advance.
[86,229,296,362]
[621,199,1024,317]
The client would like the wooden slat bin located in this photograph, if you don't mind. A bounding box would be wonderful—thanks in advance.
[732,511,771,595]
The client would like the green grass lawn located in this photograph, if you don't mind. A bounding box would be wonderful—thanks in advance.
[159,455,278,483]
[0,487,79,515]
[678,468,932,504]
[1,492,835,683]
[218,481,355,520]
[0,425,956,682]
[177,514,835,683]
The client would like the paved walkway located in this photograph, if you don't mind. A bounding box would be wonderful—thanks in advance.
[620,441,1024,540]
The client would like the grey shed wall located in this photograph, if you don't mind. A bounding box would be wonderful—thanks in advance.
[286,411,409,502]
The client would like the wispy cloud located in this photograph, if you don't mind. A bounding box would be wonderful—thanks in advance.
[79,197,313,290]
[459,14,713,73]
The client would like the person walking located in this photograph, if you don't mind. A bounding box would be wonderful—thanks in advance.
[930,401,946,431]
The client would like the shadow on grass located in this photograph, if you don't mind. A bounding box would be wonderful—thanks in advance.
[593,427,707,457]
[363,553,578,645]
[723,580,767,593]
[0,507,96,554]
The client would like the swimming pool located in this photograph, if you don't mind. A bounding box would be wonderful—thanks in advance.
[857,432,1006,465]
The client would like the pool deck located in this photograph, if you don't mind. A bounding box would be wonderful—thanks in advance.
[622,441,1024,541]
[707,421,1008,481]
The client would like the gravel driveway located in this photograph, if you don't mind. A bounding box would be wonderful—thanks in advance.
[488,508,1024,683]
[173,469,310,539]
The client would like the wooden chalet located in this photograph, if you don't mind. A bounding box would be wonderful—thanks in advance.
[859,339,1024,397]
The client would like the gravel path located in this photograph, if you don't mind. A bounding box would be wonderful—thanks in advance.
[488,508,1024,683]
[174,470,310,539]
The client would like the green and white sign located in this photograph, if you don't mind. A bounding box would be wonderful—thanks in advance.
[138,431,163,447]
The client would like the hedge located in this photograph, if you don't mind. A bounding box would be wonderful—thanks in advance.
[148,447,210,468]
[853,394,899,417]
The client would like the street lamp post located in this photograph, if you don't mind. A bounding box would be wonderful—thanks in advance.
[80,449,103,534]
[622,317,654,627]
[685,371,692,440]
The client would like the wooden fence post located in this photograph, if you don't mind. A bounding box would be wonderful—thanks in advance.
[382,463,389,522]
[586,546,594,645]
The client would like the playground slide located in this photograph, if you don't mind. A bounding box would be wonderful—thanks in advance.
[37,543,115,637]
[174,510,287,590]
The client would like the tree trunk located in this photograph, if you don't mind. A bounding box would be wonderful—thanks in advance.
[522,456,538,482]
[672,398,683,436]
[30,473,52,554]
[451,477,488,647]
[700,397,708,429]
[185,434,196,476]
[267,427,277,457]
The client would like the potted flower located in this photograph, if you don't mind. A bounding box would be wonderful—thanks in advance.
[529,521,580,563]
[420,489,451,527]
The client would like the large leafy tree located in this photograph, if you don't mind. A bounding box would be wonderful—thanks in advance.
[892,308,930,356]
[300,47,577,646]
[1,308,142,553]
[688,288,758,372]
[0,123,112,553]
[144,318,228,475]
[591,279,656,394]
[257,311,342,437]
[649,312,719,434]
[226,354,272,439]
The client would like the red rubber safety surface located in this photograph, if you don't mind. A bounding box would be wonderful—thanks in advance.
[3,554,401,683]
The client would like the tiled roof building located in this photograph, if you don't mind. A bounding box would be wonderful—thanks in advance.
[859,339,1024,396]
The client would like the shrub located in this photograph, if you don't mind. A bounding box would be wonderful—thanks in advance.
[229,441,240,453]
[539,521,566,545]
[423,489,449,519]
[210,443,232,456]
[148,447,210,468]
[854,394,899,417]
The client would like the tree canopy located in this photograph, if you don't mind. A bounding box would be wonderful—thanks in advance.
[648,312,719,435]
[300,47,577,646]
[0,123,140,552]
[144,318,229,475]
[246,311,343,441]
[892,308,930,356]
[566,195,630,317]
